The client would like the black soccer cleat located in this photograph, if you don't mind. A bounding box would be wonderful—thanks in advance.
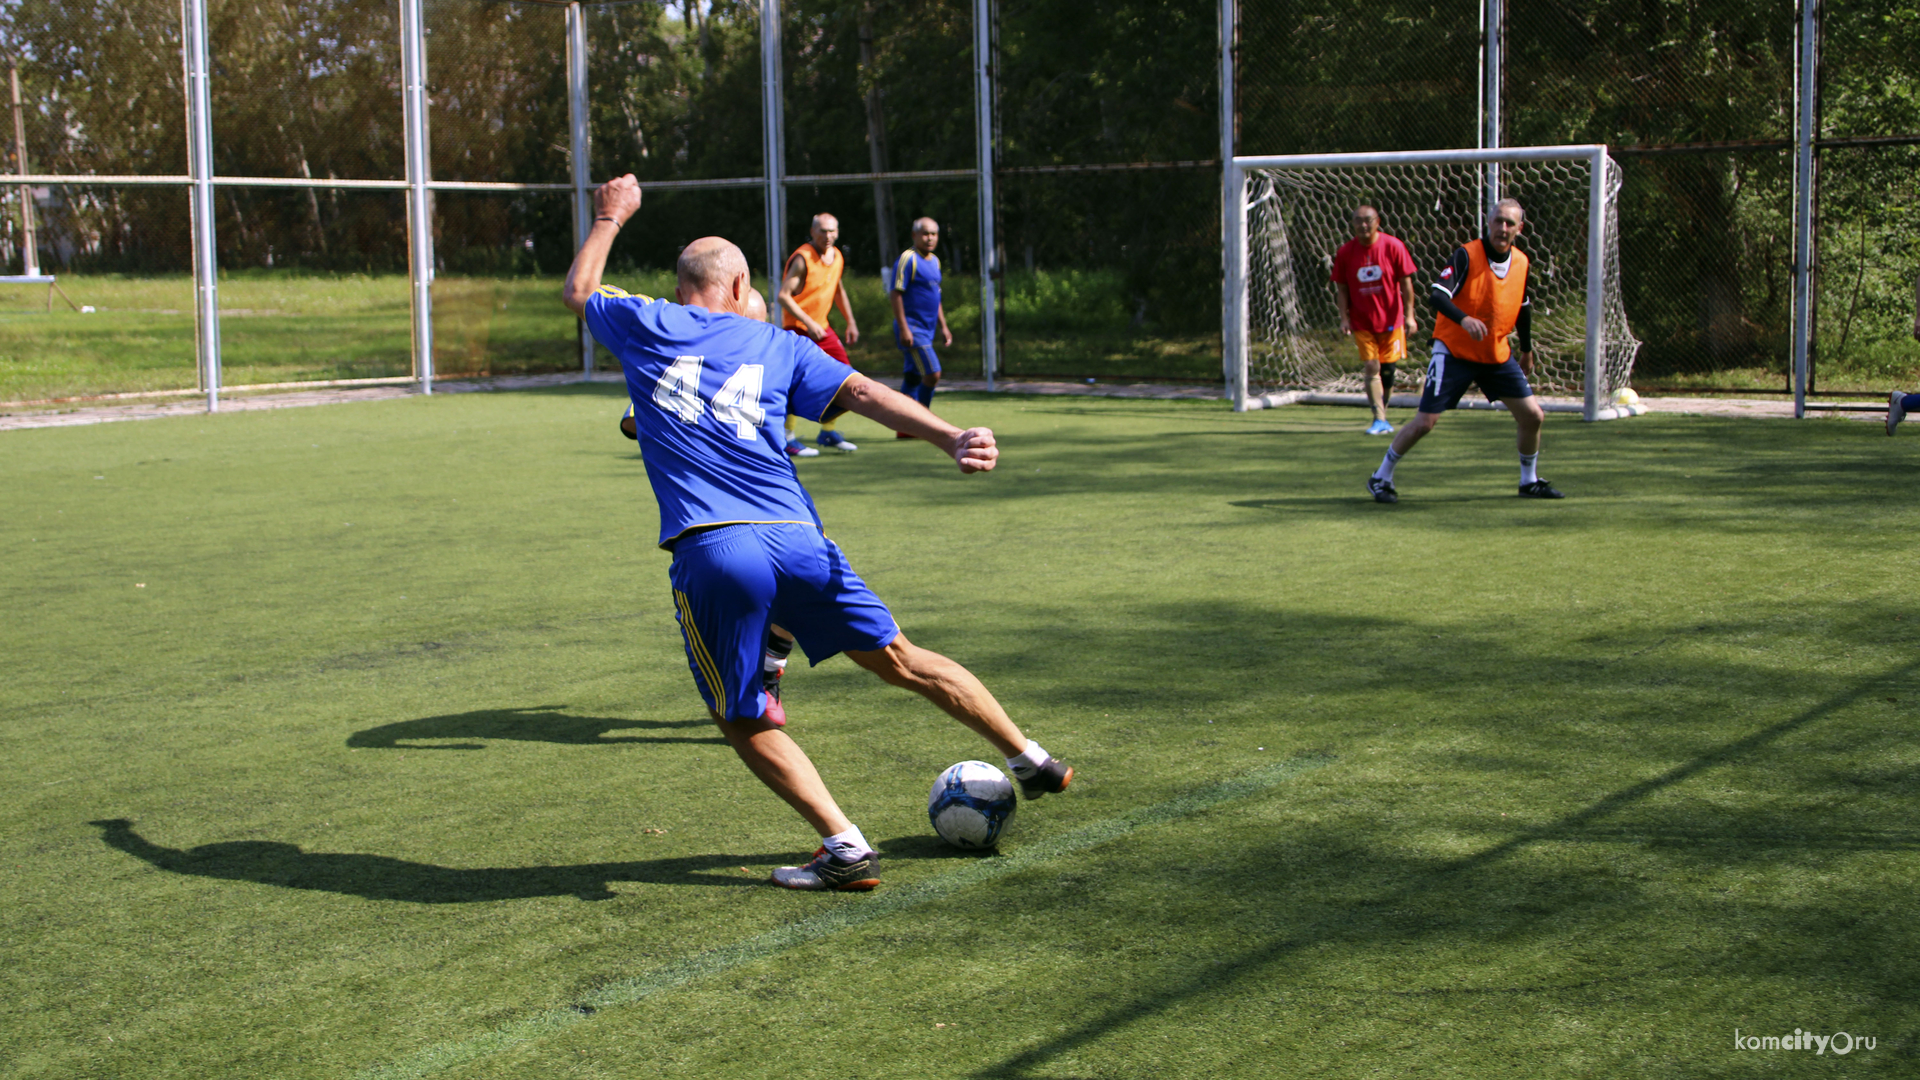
[1014,757,1074,801]
[771,847,880,891]
[1368,476,1398,504]
[1518,479,1565,499]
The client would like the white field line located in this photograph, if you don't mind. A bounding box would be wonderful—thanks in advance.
[356,753,1333,1079]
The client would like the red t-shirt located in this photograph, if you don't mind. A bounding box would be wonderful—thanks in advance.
[1330,234,1416,333]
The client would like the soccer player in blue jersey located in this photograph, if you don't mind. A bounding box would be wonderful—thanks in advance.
[565,176,1071,891]
[891,217,953,434]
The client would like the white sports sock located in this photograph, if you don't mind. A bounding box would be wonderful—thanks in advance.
[1520,452,1539,485]
[1373,447,1402,482]
[1006,739,1050,777]
[822,825,871,861]
[763,653,788,674]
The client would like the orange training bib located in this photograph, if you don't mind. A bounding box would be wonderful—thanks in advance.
[1432,240,1528,364]
[783,243,844,330]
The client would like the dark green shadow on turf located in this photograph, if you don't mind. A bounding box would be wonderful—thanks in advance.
[347,706,723,749]
[88,819,782,902]
[965,657,1920,1079]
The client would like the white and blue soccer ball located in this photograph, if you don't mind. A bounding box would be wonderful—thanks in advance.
[928,760,1018,849]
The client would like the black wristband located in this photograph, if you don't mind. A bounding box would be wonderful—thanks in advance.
[595,216,621,229]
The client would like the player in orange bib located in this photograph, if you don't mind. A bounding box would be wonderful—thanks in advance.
[1368,198,1563,503]
[778,213,862,455]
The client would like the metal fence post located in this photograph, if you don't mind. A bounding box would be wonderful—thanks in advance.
[567,1,593,375]
[400,0,435,394]
[181,0,221,412]
[1790,0,1818,419]
[1220,0,1242,409]
[1483,0,1502,221]
[973,0,998,387]
[761,0,786,291]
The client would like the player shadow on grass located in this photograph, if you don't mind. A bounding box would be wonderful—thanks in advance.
[347,705,724,749]
[88,819,775,902]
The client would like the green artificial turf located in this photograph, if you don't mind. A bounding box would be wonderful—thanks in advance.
[2,391,1916,1078]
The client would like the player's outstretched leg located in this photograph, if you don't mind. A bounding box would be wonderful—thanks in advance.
[1370,411,1436,503]
[846,632,1072,799]
[1888,391,1920,436]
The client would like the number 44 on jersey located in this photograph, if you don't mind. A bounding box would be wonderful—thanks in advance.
[652,355,767,439]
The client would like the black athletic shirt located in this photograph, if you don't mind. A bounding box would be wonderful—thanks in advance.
[1429,238,1532,353]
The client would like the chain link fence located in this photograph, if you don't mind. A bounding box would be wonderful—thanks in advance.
[0,0,1913,407]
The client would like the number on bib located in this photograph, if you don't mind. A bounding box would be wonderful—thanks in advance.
[711,365,767,440]
[652,355,705,424]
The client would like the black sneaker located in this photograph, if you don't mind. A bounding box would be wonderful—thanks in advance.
[771,847,880,891]
[1013,757,1074,801]
[1368,476,1398,504]
[1518,479,1565,499]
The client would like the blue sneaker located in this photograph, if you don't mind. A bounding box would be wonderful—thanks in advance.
[785,438,820,459]
[1366,419,1393,435]
[816,430,858,452]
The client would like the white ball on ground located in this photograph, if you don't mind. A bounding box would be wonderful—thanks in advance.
[1611,387,1640,407]
[928,760,1017,849]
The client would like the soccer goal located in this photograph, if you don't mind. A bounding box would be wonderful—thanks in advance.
[1224,145,1642,421]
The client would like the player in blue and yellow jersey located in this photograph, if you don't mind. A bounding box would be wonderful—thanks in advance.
[565,176,1071,891]
[890,217,953,433]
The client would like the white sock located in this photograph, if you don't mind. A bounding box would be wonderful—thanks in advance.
[1006,739,1050,777]
[822,825,871,861]
[1373,447,1401,482]
[762,653,788,674]
[1520,452,1539,485]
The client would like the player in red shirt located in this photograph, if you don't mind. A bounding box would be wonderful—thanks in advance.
[1330,206,1418,435]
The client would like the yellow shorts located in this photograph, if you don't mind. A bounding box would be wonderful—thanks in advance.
[1352,328,1406,364]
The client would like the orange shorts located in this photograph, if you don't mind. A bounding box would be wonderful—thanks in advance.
[1352,327,1406,364]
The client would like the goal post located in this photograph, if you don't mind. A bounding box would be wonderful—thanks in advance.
[1224,145,1642,421]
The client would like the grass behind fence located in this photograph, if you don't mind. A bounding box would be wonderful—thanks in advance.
[4,270,1915,404]
[3,390,1917,1078]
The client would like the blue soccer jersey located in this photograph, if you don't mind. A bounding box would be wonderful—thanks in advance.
[584,286,858,547]
[891,250,942,341]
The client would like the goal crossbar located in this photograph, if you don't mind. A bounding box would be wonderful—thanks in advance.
[1224,144,1634,422]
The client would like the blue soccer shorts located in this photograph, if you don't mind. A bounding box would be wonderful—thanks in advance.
[900,341,941,377]
[1417,345,1535,414]
[668,523,899,722]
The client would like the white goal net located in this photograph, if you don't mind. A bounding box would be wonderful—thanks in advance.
[1225,146,1641,420]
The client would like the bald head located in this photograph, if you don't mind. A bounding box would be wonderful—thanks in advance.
[911,216,940,255]
[675,236,752,313]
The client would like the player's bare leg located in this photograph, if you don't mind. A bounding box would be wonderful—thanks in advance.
[1505,395,1544,455]
[714,710,853,836]
[1363,358,1387,423]
[846,632,1072,799]
[1504,395,1562,497]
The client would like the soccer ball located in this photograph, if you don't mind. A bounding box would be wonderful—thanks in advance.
[1611,386,1641,408]
[928,761,1018,849]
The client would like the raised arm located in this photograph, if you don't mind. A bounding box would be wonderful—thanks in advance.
[831,372,995,473]
[563,175,641,317]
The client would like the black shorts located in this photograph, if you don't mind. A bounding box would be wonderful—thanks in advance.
[1417,348,1534,414]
